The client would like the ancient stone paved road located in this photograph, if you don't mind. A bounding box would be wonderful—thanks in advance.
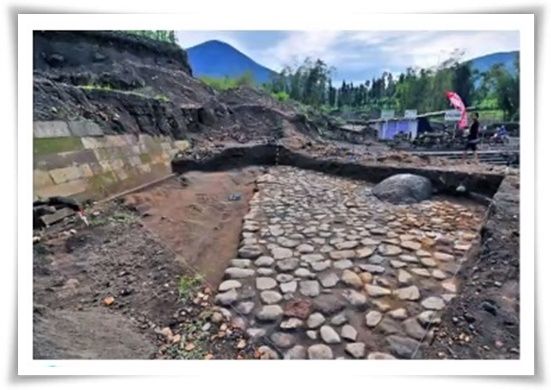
[214,166,485,359]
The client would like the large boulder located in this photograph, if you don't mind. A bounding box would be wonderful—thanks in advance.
[372,174,432,204]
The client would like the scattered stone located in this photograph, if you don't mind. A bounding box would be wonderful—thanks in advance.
[236,301,255,315]
[434,252,455,262]
[344,289,367,307]
[299,280,320,297]
[359,272,373,284]
[365,284,391,297]
[301,254,325,263]
[276,258,300,271]
[284,345,306,359]
[359,264,385,274]
[280,317,304,329]
[356,246,376,258]
[307,312,326,328]
[442,279,458,293]
[276,273,294,283]
[258,345,279,359]
[297,244,315,253]
[256,277,277,290]
[432,269,447,279]
[420,257,437,267]
[341,324,357,341]
[365,310,383,327]
[417,310,441,326]
[214,289,238,306]
[345,342,366,358]
[368,352,396,359]
[341,269,363,288]
[421,296,446,310]
[306,330,318,340]
[294,268,315,278]
[389,308,408,320]
[280,280,298,294]
[335,241,359,250]
[255,256,275,267]
[390,260,407,269]
[319,272,339,288]
[320,325,341,344]
[238,245,262,259]
[399,254,418,263]
[277,237,300,248]
[378,244,402,256]
[271,332,296,348]
[307,344,334,359]
[247,328,266,339]
[397,269,413,285]
[394,285,420,301]
[411,268,431,277]
[256,305,283,321]
[218,280,242,291]
[386,335,421,358]
[330,312,348,325]
[260,290,283,304]
[403,318,427,340]
[271,246,293,259]
[311,260,331,272]
[329,250,356,260]
[313,294,347,315]
[224,267,255,279]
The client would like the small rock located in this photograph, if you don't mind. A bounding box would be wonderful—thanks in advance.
[320,325,341,344]
[421,296,446,310]
[214,289,238,306]
[341,324,357,341]
[218,280,242,292]
[255,256,275,267]
[256,305,283,321]
[284,345,306,359]
[256,277,277,290]
[280,317,304,329]
[307,344,334,359]
[258,345,279,359]
[299,280,320,297]
[307,312,326,328]
[271,332,296,348]
[365,284,391,297]
[319,272,339,287]
[345,342,366,358]
[365,310,383,327]
[280,280,298,294]
[341,269,363,288]
[260,290,283,304]
[368,352,396,359]
[276,258,300,272]
[394,285,420,301]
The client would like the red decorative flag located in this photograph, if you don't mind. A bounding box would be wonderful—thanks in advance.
[446,91,468,129]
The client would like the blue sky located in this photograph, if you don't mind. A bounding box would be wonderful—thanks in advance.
[176,31,520,83]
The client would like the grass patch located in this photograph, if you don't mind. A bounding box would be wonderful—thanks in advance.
[178,274,204,302]
[34,137,83,155]
[89,208,138,227]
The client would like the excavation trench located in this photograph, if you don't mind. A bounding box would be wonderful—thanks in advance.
[121,146,502,359]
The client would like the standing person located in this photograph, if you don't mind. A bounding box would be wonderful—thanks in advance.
[463,112,480,163]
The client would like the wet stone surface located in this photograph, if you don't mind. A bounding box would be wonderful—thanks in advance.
[215,166,485,359]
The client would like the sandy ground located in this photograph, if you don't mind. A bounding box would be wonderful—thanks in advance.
[123,167,262,286]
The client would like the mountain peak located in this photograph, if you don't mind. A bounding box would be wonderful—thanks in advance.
[185,40,276,83]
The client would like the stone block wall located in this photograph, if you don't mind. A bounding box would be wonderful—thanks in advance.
[33,120,189,201]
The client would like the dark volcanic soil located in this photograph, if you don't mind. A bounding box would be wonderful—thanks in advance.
[423,175,520,359]
[33,201,257,360]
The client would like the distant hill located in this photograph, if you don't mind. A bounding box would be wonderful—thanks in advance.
[185,40,276,84]
[467,51,519,75]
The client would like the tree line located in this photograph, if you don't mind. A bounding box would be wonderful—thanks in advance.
[265,53,519,121]
[125,30,176,44]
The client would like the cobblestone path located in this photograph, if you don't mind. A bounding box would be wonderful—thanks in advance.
[214,166,486,359]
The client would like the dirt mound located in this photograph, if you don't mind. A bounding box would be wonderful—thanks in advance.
[33,31,325,148]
